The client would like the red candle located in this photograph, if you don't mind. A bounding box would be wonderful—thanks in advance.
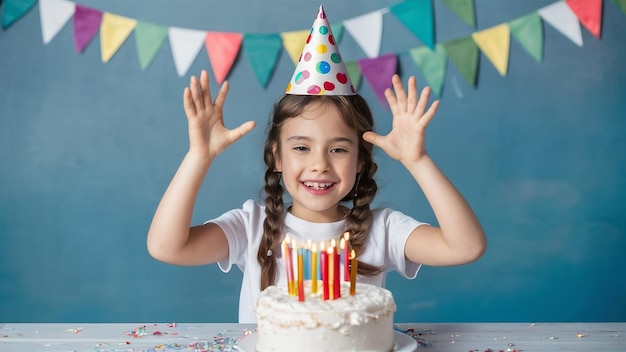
[333,242,341,299]
[328,245,334,300]
[297,248,304,302]
[321,242,329,300]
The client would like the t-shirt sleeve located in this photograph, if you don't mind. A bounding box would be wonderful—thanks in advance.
[206,200,259,273]
[383,208,428,279]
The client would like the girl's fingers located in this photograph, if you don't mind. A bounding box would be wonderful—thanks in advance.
[213,81,230,108]
[419,99,440,128]
[406,76,418,112]
[189,75,205,113]
[183,87,196,117]
[200,70,212,108]
[391,74,407,109]
[415,86,431,118]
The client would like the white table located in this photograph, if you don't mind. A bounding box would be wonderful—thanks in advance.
[1,322,624,351]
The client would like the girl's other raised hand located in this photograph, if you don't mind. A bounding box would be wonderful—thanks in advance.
[362,74,440,167]
[183,70,256,160]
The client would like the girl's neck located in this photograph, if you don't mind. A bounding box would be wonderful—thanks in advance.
[287,205,348,223]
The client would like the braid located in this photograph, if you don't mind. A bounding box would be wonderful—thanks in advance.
[258,167,284,290]
[344,163,383,276]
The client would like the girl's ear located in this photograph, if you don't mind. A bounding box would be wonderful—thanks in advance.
[273,143,282,172]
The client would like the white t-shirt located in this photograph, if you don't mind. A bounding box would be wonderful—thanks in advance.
[209,199,426,323]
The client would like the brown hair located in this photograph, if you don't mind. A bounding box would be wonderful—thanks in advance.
[257,94,383,290]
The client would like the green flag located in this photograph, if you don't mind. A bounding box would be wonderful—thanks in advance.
[441,0,476,27]
[443,36,479,87]
[509,13,543,62]
[135,21,168,70]
[409,44,448,97]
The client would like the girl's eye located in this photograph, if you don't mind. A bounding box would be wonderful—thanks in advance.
[330,147,347,153]
[293,146,309,152]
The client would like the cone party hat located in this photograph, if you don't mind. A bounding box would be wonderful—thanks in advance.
[285,6,356,95]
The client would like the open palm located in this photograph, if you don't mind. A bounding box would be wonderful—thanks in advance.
[363,74,440,166]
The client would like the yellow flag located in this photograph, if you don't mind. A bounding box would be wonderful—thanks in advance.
[280,29,310,66]
[101,13,138,63]
[472,23,510,76]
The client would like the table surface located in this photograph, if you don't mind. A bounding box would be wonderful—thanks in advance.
[1,322,624,351]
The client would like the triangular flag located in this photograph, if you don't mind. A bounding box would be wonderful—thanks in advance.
[390,0,435,49]
[538,1,583,47]
[343,9,384,58]
[135,21,168,70]
[100,13,137,63]
[206,31,243,84]
[440,0,476,27]
[472,23,510,77]
[168,27,207,77]
[357,53,397,107]
[509,13,543,62]
[331,23,344,43]
[614,0,626,15]
[73,5,103,53]
[409,44,447,97]
[39,0,75,44]
[443,36,479,87]
[242,33,283,88]
[566,0,603,38]
[345,61,362,91]
[2,0,37,29]
[280,29,310,66]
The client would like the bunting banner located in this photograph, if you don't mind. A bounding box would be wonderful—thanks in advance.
[0,0,621,104]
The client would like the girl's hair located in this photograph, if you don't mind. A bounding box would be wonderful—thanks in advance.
[257,94,383,290]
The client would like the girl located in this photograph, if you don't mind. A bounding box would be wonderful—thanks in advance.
[147,70,487,323]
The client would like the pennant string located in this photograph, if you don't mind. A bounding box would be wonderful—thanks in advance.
[3,0,619,99]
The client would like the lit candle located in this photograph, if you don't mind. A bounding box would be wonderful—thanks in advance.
[311,243,318,294]
[328,244,335,300]
[350,249,357,295]
[333,241,340,299]
[283,236,295,296]
[297,248,304,302]
[321,241,329,300]
[342,232,350,281]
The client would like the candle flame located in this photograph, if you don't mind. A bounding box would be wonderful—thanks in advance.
[340,238,345,249]
[343,231,350,241]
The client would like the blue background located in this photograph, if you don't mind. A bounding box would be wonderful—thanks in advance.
[1,0,625,323]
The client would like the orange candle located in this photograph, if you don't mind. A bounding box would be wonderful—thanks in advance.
[311,243,318,294]
[350,249,357,295]
[321,242,329,300]
[297,248,304,302]
[342,232,350,281]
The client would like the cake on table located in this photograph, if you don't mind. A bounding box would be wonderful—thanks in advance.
[254,281,396,352]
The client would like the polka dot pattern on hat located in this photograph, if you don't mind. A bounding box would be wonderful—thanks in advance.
[285,6,356,96]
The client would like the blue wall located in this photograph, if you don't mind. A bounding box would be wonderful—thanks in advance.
[1,0,625,323]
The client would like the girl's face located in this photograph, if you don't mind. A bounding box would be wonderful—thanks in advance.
[274,100,362,223]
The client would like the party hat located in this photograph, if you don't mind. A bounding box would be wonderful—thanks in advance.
[285,6,356,95]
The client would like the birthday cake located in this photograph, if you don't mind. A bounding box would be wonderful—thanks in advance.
[254,281,396,352]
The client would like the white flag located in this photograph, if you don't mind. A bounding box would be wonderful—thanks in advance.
[538,1,583,47]
[343,9,386,58]
[168,27,207,77]
[39,0,76,45]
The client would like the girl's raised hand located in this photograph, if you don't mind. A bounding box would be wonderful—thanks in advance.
[362,74,439,166]
[183,70,256,160]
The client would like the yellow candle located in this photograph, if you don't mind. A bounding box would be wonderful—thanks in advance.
[350,249,357,295]
[311,243,318,294]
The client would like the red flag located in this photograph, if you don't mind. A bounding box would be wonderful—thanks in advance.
[566,0,603,38]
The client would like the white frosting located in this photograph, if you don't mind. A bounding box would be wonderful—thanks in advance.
[255,282,396,352]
